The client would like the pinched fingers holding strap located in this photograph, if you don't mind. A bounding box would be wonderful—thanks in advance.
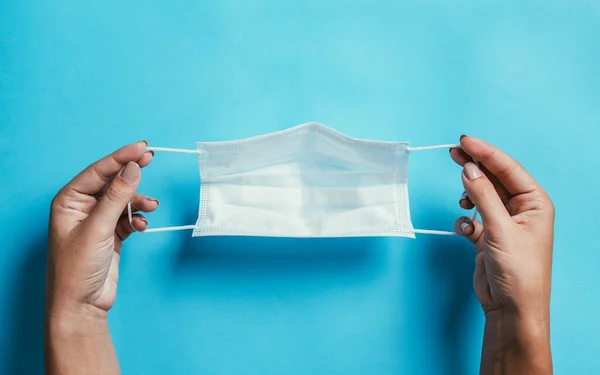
[450,142,511,208]
[115,214,147,243]
[453,136,549,241]
[123,194,159,216]
[62,141,150,196]
[460,137,541,198]
[461,161,512,229]
[455,216,485,252]
[51,142,153,230]
[83,161,142,237]
[114,194,160,241]
[459,136,552,218]
[454,159,513,248]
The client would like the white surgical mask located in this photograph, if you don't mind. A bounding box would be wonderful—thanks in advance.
[130,122,461,238]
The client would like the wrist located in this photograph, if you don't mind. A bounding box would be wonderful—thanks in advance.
[44,300,119,374]
[482,309,552,374]
[485,308,550,342]
[46,298,109,338]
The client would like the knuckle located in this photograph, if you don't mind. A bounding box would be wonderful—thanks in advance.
[104,184,127,204]
[531,197,547,212]
[50,193,64,212]
[479,147,498,164]
[496,161,519,182]
[473,183,496,198]
[530,191,554,213]
[50,188,76,213]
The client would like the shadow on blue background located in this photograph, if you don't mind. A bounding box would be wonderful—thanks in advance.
[174,237,377,280]
[2,207,476,375]
[0,142,491,375]
[3,238,474,375]
[5,235,47,375]
[420,213,477,375]
[163,233,475,375]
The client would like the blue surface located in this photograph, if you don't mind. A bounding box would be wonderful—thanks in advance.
[1,1,599,374]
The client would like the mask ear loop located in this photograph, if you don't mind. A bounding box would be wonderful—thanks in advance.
[408,142,479,236]
[127,146,202,233]
[131,144,473,236]
[127,201,136,232]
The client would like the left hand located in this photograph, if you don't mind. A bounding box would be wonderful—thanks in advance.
[46,141,158,319]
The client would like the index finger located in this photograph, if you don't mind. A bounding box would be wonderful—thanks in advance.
[64,141,149,196]
[460,136,540,196]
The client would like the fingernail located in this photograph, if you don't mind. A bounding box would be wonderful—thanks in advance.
[149,150,155,156]
[142,140,148,146]
[460,191,468,200]
[460,134,468,140]
[460,220,472,233]
[120,162,140,184]
[140,217,148,225]
[145,196,159,205]
[464,162,483,180]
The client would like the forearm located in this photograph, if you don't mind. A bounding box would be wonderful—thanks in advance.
[45,304,120,375]
[480,309,552,375]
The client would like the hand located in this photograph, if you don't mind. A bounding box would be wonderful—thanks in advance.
[450,136,554,317]
[45,141,158,374]
[450,136,554,374]
[46,141,158,318]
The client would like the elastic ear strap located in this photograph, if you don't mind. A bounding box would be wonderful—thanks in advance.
[127,146,199,233]
[147,146,203,154]
[407,143,460,152]
[408,142,475,236]
[145,145,462,154]
[133,143,467,236]
[126,195,197,232]
[412,229,456,236]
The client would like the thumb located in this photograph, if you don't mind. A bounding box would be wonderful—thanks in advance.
[87,161,141,234]
[462,162,511,229]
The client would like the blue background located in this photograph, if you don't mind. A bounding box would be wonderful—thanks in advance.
[1,1,599,374]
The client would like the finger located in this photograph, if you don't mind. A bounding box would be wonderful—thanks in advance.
[460,136,540,196]
[93,151,154,201]
[462,162,511,228]
[478,163,512,205]
[459,191,475,210]
[452,145,511,205]
[138,151,154,168]
[454,216,485,252]
[450,147,473,166]
[64,141,148,196]
[123,194,159,216]
[115,214,148,242]
[85,162,141,235]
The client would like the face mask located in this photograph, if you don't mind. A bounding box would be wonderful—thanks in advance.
[129,122,460,238]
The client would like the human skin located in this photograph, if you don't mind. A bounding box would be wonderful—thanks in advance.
[45,137,553,374]
[451,135,554,374]
[45,141,156,375]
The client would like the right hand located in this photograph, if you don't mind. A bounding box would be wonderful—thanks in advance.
[450,136,554,320]
[47,142,157,321]
[45,142,156,375]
